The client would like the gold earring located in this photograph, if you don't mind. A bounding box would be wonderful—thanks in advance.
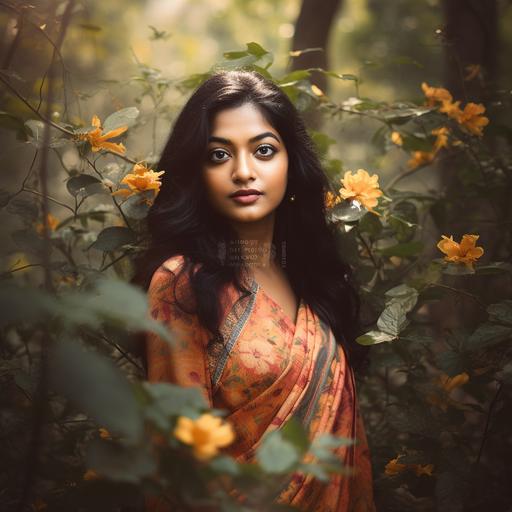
[289,193,296,202]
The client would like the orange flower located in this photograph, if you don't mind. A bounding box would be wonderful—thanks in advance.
[98,427,112,439]
[439,99,463,121]
[174,413,235,460]
[432,126,450,152]
[458,102,489,137]
[325,190,342,209]
[31,498,47,511]
[385,455,434,477]
[426,371,470,412]
[390,131,403,146]
[83,469,100,481]
[421,82,453,107]
[35,213,59,235]
[439,372,469,393]
[407,150,435,170]
[111,162,165,200]
[338,169,383,216]
[78,115,128,155]
[464,64,481,82]
[413,464,434,477]
[436,234,484,270]
[384,455,408,476]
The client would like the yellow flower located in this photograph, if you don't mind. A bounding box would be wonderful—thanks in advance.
[338,169,383,216]
[407,150,435,170]
[432,126,450,152]
[384,455,408,476]
[436,234,484,270]
[421,82,453,107]
[111,162,165,200]
[464,64,481,82]
[78,115,128,155]
[98,427,112,439]
[35,213,59,235]
[390,131,403,146]
[457,102,489,137]
[83,469,100,481]
[173,413,235,461]
[325,190,342,209]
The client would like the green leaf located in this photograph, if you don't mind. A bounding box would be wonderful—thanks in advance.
[487,300,512,326]
[384,284,419,311]
[143,382,207,430]
[86,439,156,483]
[359,213,382,238]
[50,340,144,443]
[377,240,424,257]
[257,430,299,473]
[435,350,466,377]
[297,462,329,482]
[357,330,396,345]
[246,42,269,58]
[120,191,154,219]
[90,226,136,252]
[466,323,512,351]
[277,70,311,85]
[208,455,240,476]
[310,434,354,460]
[0,284,57,327]
[103,107,139,132]
[281,416,309,455]
[377,301,410,336]
[66,174,104,198]
[474,262,512,275]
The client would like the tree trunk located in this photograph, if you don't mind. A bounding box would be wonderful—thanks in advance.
[289,0,343,128]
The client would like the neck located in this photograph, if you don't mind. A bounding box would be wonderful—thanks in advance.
[229,213,275,270]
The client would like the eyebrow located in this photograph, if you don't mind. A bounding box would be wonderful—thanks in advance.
[208,131,281,145]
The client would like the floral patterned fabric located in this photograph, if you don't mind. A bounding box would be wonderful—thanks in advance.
[145,255,376,512]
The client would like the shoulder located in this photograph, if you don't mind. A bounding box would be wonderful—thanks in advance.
[160,254,187,274]
[149,254,202,307]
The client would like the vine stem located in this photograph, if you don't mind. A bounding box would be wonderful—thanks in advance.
[15,3,75,512]
[476,381,502,465]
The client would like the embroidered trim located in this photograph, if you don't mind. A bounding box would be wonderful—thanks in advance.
[210,277,258,391]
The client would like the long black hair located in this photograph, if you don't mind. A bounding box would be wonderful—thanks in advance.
[132,69,369,374]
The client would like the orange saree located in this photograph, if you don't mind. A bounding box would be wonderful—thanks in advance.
[145,255,376,512]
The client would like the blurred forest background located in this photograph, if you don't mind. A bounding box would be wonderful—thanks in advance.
[1,0,512,511]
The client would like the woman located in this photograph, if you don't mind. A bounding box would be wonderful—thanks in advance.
[138,69,376,511]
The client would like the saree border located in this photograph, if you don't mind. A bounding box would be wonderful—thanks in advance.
[211,278,258,390]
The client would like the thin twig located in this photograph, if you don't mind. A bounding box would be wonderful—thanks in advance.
[16,3,75,511]
[475,381,502,465]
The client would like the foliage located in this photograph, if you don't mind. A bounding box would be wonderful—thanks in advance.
[1,3,512,512]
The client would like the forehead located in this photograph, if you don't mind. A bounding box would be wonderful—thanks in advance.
[209,103,276,136]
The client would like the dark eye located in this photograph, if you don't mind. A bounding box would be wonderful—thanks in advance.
[208,149,230,163]
[256,144,276,158]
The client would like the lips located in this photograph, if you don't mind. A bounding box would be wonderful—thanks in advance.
[229,189,263,198]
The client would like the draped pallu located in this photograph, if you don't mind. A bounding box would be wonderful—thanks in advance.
[145,255,376,512]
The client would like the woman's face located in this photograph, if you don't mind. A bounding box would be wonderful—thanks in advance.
[202,102,289,229]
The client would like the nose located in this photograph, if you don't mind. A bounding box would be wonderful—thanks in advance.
[232,150,255,182]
